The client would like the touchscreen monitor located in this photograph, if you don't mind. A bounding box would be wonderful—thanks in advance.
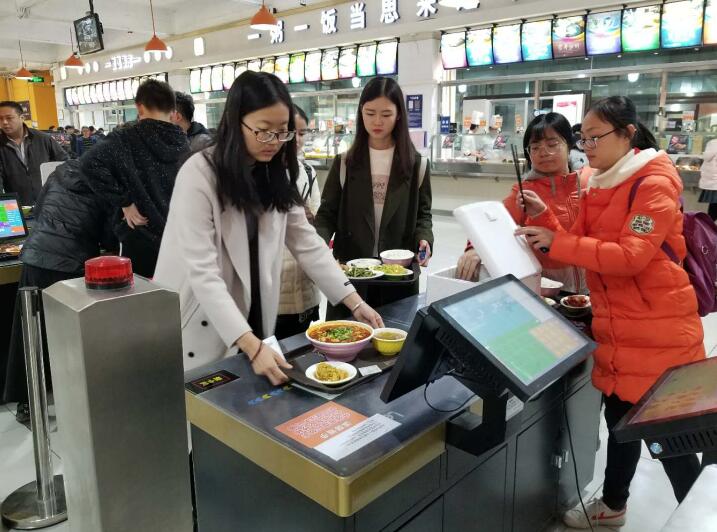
[0,195,28,241]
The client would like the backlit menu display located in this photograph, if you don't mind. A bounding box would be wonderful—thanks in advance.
[274,56,290,83]
[441,32,468,69]
[321,49,339,80]
[521,20,553,61]
[200,67,211,92]
[189,69,201,94]
[338,47,357,79]
[493,24,522,63]
[260,58,275,74]
[586,11,622,55]
[622,5,661,52]
[112,81,121,101]
[706,0,717,44]
[234,62,247,79]
[466,28,493,66]
[65,89,74,106]
[376,40,398,75]
[357,43,377,76]
[304,51,322,82]
[289,53,306,83]
[222,64,235,90]
[247,59,261,72]
[661,0,704,48]
[211,66,223,91]
[553,16,586,58]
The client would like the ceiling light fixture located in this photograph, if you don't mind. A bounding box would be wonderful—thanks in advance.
[15,41,33,80]
[627,72,639,82]
[145,0,169,54]
[63,27,84,71]
[251,2,278,31]
[438,0,480,8]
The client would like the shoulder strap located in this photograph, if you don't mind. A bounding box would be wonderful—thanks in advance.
[339,153,347,189]
[627,175,680,264]
[418,155,427,189]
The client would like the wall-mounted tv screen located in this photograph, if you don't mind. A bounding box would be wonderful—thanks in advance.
[441,31,468,69]
[553,16,586,58]
[376,40,398,75]
[661,0,704,48]
[521,20,553,61]
[74,13,104,54]
[357,43,377,76]
[622,5,661,52]
[493,24,522,63]
[466,28,493,66]
[586,11,623,55]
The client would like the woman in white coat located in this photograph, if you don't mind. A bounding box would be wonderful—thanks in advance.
[154,71,383,385]
[699,138,717,221]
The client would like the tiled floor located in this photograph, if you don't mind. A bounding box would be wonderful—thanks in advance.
[0,214,715,532]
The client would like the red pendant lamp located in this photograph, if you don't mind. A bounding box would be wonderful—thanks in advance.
[250,2,278,31]
[145,0,168,53]
[15,41,33,80]
[64,28,84,71]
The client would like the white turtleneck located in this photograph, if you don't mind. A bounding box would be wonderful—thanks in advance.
[588,148,662,191]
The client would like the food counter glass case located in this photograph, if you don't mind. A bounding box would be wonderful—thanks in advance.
[302,131,355,167]
[430,132,527,177]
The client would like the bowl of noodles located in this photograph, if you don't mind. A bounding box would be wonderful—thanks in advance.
[305,361,357,386]
[306,320,374,362]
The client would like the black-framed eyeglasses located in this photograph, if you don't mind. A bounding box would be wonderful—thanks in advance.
[576,129,616,150]
[242,122,296,143]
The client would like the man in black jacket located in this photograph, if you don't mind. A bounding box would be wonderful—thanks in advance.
[81,80,189,277]
[171,92,213,152]
[0,101,68,205]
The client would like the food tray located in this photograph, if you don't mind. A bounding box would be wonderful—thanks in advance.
[348,261,421,287]
[285,346,397,393]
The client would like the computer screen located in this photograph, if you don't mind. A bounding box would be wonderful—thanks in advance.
[0,195,27,241]
[431,275,595,399]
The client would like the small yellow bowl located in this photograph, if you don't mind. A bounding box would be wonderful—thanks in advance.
[372,328,407,356]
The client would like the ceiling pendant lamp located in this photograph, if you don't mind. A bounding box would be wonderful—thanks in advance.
[15,41,33,80]
[64,28,84,71]
[145,0,168,53]
[250,2,278,31]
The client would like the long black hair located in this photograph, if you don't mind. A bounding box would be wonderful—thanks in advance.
[522,112,574,169]
[208,71,300,214]
[347,77,415,177]
[588,96,658,150]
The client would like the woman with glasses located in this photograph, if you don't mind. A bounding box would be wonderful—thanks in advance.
[456,112,588,294]
[154,72,383,384]
[517,96,704,529]
[315,77,433,316]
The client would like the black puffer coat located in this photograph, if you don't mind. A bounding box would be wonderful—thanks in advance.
[20,160,117,274]
[80,119,189,244]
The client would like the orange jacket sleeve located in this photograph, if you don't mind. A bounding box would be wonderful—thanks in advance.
[503,185,526,226]
[548,178,679,277]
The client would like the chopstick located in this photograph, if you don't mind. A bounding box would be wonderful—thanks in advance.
[511,144,549,254]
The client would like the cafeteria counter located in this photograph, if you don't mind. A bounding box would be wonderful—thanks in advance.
[186,296,602,532]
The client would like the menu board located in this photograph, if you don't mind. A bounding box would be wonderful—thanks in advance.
[661,0,704,48]
[76,87,86,105]
[190,70,201,93]
[200,67,211,92]
[155,73,167,83]
[222,65,235,90]
[211,66,223,91]
[622,5,661,52]
[124,79,134,100]
[247,59,261,72]
[466,28,493,66]
[260,58,275,74]
[706,0,717,44]
[493,25,522,63]
[338,47,357,79]
[234,62,247,79]
[131,79,140,98]
[112,81,121,101]
[103,83,111,102]
[521,20,553,61]
[274,56,290,83]
[320,49,339,81]
[553,16,586,58]
[94,85,104,103]
[441,32,468,69]
[305,51,322,82]
[289,53,306,83]
[586,11,622,55]
[357,43,377,77]
[65,89,74,106]
[377,40,398,75]
[83,86,92,104]
[89,85,97,104]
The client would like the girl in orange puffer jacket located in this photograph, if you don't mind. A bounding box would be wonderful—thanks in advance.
[517,96,705,530]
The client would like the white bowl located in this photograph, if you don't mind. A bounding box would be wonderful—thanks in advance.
[380,249,414,267]
[305,361,357,386]
[540,277,564,297]
[347,258,382,268]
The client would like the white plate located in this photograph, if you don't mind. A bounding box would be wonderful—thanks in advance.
[305,362,357,386]
[347,258,382,268]
[371,265,413,277]
[346,269,385,281]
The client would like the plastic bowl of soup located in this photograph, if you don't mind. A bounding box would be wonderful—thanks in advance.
[380,249,414,267]
[306,321,374,362]
[372,328,407,356]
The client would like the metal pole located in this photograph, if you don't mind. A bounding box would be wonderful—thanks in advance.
[1,287,67,530]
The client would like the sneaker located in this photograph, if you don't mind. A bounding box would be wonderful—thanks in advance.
[15,402,30,425]
[563,498,627,529]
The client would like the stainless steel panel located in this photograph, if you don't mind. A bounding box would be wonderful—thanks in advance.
[43,276,192,532]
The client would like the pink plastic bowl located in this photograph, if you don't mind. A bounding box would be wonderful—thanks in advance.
[306,321,374,362]
[380,249,414,268]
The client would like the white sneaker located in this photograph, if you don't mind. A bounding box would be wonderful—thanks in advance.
[563,498,627,529]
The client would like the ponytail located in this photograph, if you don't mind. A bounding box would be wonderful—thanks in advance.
[589,96,658,151]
